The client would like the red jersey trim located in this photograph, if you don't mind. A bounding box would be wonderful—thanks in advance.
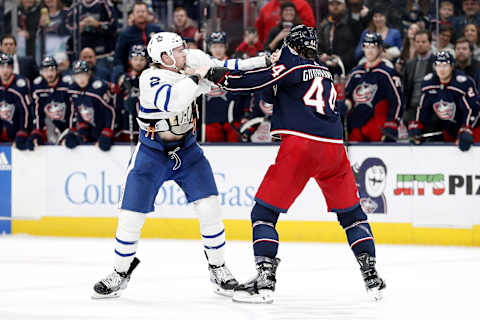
[270,129,344,144]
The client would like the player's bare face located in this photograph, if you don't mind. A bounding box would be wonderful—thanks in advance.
[0,65,13,83]
[73,72,90,88]
[172,46,187,70]
[209,43,226,60]
[435,63,453,82]
[41,67,58,84]
[363,44,381,63]
[130,56,147,72]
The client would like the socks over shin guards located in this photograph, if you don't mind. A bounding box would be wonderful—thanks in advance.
[251,203,280,259]
[337,206,376,257]
[114,210,146,272]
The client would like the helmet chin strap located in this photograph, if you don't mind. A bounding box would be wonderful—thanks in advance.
[159,51,178,70]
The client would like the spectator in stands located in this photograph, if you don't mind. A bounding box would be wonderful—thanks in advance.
[17,0,43,58]
[347,0,371,45]
[452,0,480,36]
[171,7,203,48]
[264,2,300,53]
[0,35,38,83]
[355,5,402,63]
[454,37,480,89]
[462,23,480,60]
[234,27,263,59]
[255,0,315,45]
[429,0,455,40]
[402,29,435,123]
[318,0,357,73]
[78,47,110,81]
[432,24,456,56]
[112,1,162,83]
[399,23,421,68]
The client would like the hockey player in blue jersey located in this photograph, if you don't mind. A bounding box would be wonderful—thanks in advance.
[0,53,31,150]
[28,56,74,149]
[66,60,115,151]
[345,32,404,142]
[204,25,386,303]
[408,51,480,151]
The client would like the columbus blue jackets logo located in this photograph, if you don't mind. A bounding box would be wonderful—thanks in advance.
[78,104,95,125]
[207,87,227,101]
[353,82,378,107]
[353,157,387,214]
[0,101,15,123]
[433,100,456,121]
[44,101,66,121]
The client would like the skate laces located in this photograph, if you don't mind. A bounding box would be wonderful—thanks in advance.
[167,147,181,170]
[100,271,123,288]
[211,265,234,282]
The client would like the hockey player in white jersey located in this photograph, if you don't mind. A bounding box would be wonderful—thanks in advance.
[92,32,271,299]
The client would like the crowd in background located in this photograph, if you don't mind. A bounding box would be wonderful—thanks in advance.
[0,0,480,148]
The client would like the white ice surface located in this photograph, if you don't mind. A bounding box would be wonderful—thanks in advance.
[1,236,479,320]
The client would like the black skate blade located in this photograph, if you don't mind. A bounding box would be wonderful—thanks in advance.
[91,291,122,300]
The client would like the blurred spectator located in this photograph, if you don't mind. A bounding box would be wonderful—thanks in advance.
[429,0,454,40]
[17,0,43,58]
[355,6,402,62]
[318,0,358,73]
[112,1,162,83]
[68,60,115,151]
[402,29,435,122]
[432,24,455,56]
[171,7,203,48]
[234,27,263,59]
[29,56,73,148]
[264,2,300,53]
[0,35,38,83]
[0,53,31,150]
[400,23,420,62]
[454,37,480,89]
[401,0,429,31]
[255,0,315,45]
[347,0,372,44]
[39,0,70,73]
[452,0,480,36]
[79,47,110,81]
[462,23,480,60]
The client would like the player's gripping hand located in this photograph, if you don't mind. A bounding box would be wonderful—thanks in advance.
[382,121,398,142]
[98,128,113,152]
[27,129,47,150]
[76,122,90,142]
[457,126,474,152]
[205,67,230,86]
[14,130,29,151]
[64,131,82,149]
[408,121,423,145]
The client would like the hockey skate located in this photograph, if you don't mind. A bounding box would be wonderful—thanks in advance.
[232,257,280,304]
[356,253,386,301]
[208,263,239,297]
[92,257,140,299]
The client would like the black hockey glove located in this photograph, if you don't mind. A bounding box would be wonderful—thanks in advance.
[205,67,230,86]
[458,126,474,152]
[64,132,82,149]
[27,129,47,150]
[98,128,113,152]
[76,122,90,142]
[408,121,423,145]
[382,121,398,142]
[15,130,29,151]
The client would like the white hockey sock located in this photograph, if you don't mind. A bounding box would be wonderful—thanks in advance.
[193,196,226,266]
[114,210,146,272]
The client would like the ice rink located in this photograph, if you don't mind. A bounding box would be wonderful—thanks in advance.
[1,235,479,320]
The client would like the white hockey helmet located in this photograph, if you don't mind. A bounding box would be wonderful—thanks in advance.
[147,32,185,69]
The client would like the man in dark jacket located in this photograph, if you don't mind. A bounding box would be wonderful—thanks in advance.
[0,35,38,83]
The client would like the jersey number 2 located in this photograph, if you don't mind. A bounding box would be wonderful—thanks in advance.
[302,78,337,115]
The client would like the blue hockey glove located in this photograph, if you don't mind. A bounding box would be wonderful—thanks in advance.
[27,129,47,150]
[382,121,398,142]
[64,132,82,149]
[458,127,474,152]
[98,128,113,152]
[76,122,90,142]
[408,121,423,145]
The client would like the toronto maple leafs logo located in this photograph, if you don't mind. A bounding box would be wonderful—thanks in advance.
[353,157,387,214]
[353,82,378,107]
[44,101,66,121]
[156,34,163,42]
[0,101,15,123]
[433,100,456,121]
[78,104,95,126]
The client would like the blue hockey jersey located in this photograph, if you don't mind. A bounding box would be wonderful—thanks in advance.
[346,60,404,128]
[0,75,31,140]
[69,77,115,140]
[32,74,74,133]
[218,46,344,143]
[417,70,479,136]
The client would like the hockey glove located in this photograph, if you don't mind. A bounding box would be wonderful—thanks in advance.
[27,129,47,150]
[76,122,90,142]
[64,131,82,149]
[205,67,230,86]
[98,128,113,152]
[15,130,29,151]
[457,126,474,152]
[408,121,423,145]
[382,121,398,142]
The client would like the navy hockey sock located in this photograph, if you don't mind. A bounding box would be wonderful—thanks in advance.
[251,203,280,259]
[337,205,376,257]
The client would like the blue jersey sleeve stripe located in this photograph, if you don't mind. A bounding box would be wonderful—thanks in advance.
[235,59,238,70]
[154,84,172,110]
[201,229,225,239]
[139,104,162,113]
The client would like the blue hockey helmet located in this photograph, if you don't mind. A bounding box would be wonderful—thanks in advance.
[285,24,318,59]
[129,44,147,58]
[207,32,227,45]
[434,51,455,67]
[40,56,58,69]
[362,32,383,47]
[0,53,14,66]
[72,60,91,74]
